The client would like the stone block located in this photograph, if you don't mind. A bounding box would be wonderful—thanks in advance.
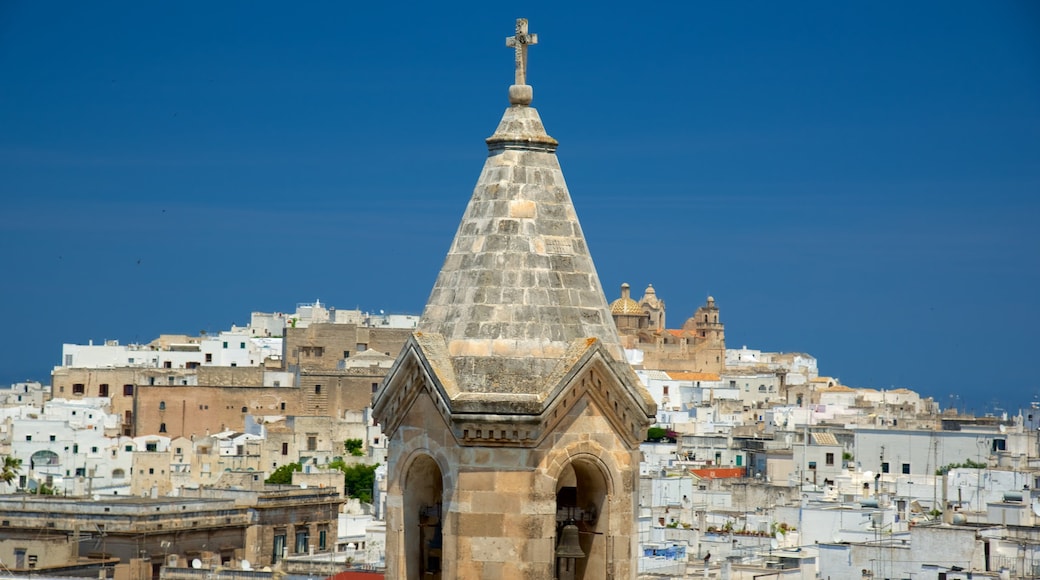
[509,199,537,218]
[457,513,504,537]
[469,536,520,562]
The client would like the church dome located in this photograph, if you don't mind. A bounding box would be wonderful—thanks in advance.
[611,283,643,315]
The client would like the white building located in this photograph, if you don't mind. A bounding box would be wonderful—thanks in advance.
[0,399,131,495]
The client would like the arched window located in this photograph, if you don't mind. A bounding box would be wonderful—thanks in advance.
[112,468,126,479]
[159,401,166,411]
[31,450,60,466]
[159,423,167,433]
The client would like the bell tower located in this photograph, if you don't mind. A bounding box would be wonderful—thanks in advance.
[372,19,656,579]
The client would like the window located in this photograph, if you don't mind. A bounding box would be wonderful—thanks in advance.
[72,383,85,395]
[280,402,286,410]
[186,361,199,369]
[98,384,109,397]
[125,445,133,452]
[307,435,317,451]
[241,406,248,413]
[49,435,56,442]
[881,462,890,473]
[314,385,322,394]
[123,384,134,396]
[318,527,328,550]
[205,353,213,363]
[222,341,228,349]
[273,532,286,563]
[902,463,910,474]
[75,467,86,476]
[825,453,835,466]
[112,469,125,479]
[295,529,310,553]
[808,461,817,470]
[163,361,172,369]
[356,343,367,352]
[240,342,246,349]
[159,401,166,411]
[25,435,31,442]
[343,350,350,358]
[148,468,154,475]
[159,423,167,433]
[65,354,73,366]
[91,446,98,453]
[281,442,289,456]
[372,382,379,393]
[175,447,182,454]
[146,442,158,452]
[662,386,669,396]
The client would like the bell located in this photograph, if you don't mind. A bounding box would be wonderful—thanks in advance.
[555,523,585,559]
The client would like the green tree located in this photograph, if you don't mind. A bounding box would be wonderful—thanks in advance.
[1,456,22,485]
[265,462,302,484]
[646,427,667,442]
[344,438,365,457]
[341,463,379,504]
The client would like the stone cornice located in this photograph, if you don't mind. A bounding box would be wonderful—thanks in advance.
[372,332,656,449]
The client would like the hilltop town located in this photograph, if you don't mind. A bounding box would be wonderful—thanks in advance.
[1,295,1035,579]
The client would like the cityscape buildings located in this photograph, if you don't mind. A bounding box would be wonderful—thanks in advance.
[1,15,1036,580]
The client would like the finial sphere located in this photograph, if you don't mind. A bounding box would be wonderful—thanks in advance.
[509,84,533,106]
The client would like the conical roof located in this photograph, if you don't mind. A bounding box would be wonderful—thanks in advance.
[418,68,624,397]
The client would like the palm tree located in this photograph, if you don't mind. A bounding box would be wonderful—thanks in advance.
[1,456,22,485]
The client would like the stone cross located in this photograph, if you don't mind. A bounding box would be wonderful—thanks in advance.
[505,18,538,86]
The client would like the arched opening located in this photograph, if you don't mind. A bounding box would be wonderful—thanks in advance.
[555,457,610,579]
[30,450,60,468]
[403,454,443,580]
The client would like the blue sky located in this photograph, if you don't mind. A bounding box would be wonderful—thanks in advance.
[2,2,1038,413]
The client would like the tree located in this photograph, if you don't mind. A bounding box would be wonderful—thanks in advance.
[1,456,22,485]
[646,427,667,442]
[341,463,379,504]
[265,462,301,484]
[344,438,365,457]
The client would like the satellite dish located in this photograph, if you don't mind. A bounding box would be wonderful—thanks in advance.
[775,531,784,541]
[771,539,779,550]
[299,482,308,489]
[833,534,842,543]
[241,560,252,571]
[191,559,202,569]
[1031,500,1040,518]
[863,471,874,480]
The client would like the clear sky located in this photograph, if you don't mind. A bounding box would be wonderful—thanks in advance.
[1,2,1037,414]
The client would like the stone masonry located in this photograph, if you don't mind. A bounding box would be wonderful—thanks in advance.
[372,19,655,580]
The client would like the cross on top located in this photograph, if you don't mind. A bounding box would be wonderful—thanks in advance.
[505,18,538,86]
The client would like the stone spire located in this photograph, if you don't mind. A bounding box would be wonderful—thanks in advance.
[417,18,625,398]
[374,22,654,578]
